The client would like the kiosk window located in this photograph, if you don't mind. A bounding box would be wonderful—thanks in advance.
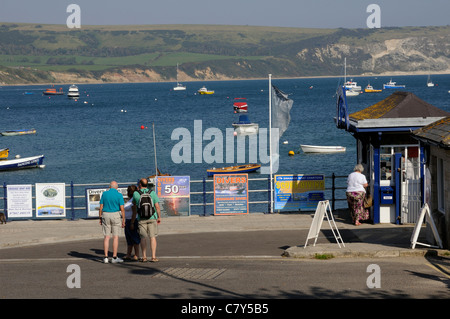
[380,147,392,180]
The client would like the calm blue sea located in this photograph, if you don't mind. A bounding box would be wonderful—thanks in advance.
[1,74,449,216]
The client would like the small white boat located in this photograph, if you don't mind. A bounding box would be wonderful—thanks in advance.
[67,84,80,98]
[345,89,360,97]
[173,83,186,91]
[173,63,186,91]
[300,144,346,153]
[426,75,434,87]
[232,114,258,134]
[344,79,361,91]
[233,123,259,135]
[342,59,360,96]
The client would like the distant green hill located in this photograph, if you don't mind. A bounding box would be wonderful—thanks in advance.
[0,23,449,84]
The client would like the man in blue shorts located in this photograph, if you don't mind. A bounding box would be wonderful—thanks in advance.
[99,181,125,263]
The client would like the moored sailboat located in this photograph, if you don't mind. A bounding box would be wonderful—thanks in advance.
[173,63,186,91]
[427,75,435,87]
[342,58,360,96]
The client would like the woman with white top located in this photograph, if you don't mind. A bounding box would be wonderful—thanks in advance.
[346,164,369,225]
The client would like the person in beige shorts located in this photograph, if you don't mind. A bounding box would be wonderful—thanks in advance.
[132,178,161,262]
[99,181,125,263]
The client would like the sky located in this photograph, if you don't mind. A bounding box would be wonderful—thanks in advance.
[0,0,449,29]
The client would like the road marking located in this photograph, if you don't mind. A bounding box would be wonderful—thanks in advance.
[0,257,81,263]
[0,255,285,263]
[426,262,450,279]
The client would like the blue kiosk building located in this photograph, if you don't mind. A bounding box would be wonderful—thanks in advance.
[336,89,449,224]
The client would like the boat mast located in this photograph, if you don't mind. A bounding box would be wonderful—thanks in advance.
[344,57,347,84]
[152,122,158,178]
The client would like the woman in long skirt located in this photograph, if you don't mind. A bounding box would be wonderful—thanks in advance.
[346,164,369,225]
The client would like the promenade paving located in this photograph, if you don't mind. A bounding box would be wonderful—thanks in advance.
[0,211,448,258]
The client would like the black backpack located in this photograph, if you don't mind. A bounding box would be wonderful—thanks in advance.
[137,190,155,219]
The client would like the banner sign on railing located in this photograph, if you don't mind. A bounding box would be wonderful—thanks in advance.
[6,184,33,218]
[85,187,127,218]
[274,174,325,211]
[155,176,190,216]
[214,174,249,215]
[36,183,66,218]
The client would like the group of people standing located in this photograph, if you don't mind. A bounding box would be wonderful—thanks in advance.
[97,164,369,262]
[98,178,161,263]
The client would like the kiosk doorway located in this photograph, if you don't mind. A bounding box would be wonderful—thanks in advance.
[379,145,421,223]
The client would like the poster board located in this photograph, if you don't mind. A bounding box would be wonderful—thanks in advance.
[274,174,325,211]
[35,183,66,218]
[214,174,248,215]
[304,200,344,248]
[86,187,127,218]
[410,203,442,249]
[6,184,33,218]
[155,176,190,216]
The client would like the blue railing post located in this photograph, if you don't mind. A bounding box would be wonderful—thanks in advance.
[331,173,336,211]
[267,177,272,213]
[202,177,207,216]
[3,182,7,220]
[70,181,75,220]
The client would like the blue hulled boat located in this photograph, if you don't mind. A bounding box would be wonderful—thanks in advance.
[0,155,45,171]
[383,79,406,89]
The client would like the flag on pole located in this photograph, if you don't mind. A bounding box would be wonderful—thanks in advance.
[271,85,293,137]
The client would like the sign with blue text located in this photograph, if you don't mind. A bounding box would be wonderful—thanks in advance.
[274,174,325,211]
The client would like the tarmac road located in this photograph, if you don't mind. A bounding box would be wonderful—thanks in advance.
[1,230,449,301]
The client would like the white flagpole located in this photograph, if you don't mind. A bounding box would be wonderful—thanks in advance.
[269,74,273,213]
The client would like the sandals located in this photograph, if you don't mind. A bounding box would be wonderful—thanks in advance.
[138,257,159,262]
[139,257,159,263]
[124,255,139,261]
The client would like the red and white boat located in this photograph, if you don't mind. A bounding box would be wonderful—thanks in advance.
[233,98,248,113]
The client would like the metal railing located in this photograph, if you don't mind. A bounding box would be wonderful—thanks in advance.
[1,174,347,220]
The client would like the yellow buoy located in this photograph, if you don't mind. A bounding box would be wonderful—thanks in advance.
[288,151,295,156]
